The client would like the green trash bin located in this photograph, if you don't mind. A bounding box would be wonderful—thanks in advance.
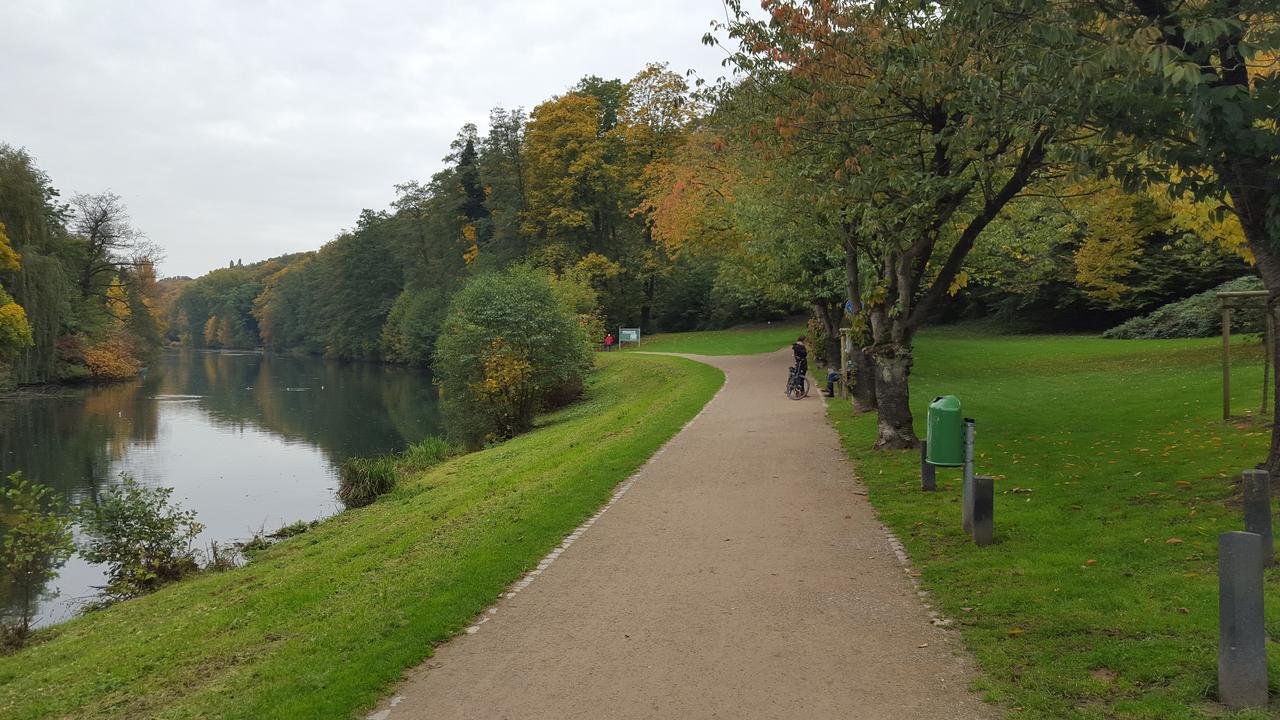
[927,395,964,467]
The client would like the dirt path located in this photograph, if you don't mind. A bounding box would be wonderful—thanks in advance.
[371,350,994,720]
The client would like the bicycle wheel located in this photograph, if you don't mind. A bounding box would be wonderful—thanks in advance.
[787,376,807,400]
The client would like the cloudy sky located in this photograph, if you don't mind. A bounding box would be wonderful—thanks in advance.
[0,1,736,277]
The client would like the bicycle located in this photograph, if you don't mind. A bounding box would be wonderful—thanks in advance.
[785,364,810,400]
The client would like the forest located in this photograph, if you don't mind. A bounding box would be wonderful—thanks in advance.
[154,50,1257,372]
[2,1,1276,464]
[0,147,163,391]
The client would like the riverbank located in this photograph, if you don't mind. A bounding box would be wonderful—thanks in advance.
[828,330,1278,719]
[0,353,723,720]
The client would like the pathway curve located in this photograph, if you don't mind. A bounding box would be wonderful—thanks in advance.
[372,350,994,720]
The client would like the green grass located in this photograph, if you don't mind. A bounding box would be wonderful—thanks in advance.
[0,354,724,720]
[627,321,806,355]
[828,330,1279,719]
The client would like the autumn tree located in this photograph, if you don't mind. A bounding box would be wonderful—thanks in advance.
[1029,0,1280,466]
[716,0,1087,447]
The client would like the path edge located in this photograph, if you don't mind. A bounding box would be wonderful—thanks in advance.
[367,358,729,720]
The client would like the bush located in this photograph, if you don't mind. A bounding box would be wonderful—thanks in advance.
[1103,276,1264,339]
[400,436,453,471]
[77,476,203,602]
[268,519,319,540]
[434,267,593,448]
[337,457,397,509]
[0,472,73,649]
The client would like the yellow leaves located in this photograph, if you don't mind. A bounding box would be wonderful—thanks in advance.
[470,337,532,399]
[565,252,622,290]
[106,283,132,320]
[461,224,479,267]
[0,301,34,350]
[202,315,218,346]
[0,222,19,273]
[948,271,970,296]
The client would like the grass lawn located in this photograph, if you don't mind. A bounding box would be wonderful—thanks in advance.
[0,354,723,720]
[828,329,1279,719]
[625,321,805,355]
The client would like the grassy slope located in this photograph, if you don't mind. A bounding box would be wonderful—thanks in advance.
[0,354,723,720]
[629,322,805,355]
[828,329,1278,720]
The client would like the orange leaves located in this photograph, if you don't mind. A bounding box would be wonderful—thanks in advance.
[82,335,142,380]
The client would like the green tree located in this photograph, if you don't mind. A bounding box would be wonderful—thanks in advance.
[1031,0,1280,464]
[434,267,592,448]
[0,472,73,647]
[78,476,203,602]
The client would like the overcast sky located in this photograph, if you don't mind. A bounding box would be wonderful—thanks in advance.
[0,1,736,277]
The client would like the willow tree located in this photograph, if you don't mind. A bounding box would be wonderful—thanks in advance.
[715,0,1087,448]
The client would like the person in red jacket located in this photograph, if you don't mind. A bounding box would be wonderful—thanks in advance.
[604,333,615,352]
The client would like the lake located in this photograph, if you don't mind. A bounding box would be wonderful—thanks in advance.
[0,350,442,627]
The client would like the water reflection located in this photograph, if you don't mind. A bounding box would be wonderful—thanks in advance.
[0,350,441,626]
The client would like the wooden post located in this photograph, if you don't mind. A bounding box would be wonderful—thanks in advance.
[1218,531,1268,709]
[1264,311,1272,416]
[920,441,936,491]
[1223,306,1231,420]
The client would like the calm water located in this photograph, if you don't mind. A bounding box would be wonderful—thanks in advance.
[0,350,441,626]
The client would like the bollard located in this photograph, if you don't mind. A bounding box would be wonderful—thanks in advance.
[972,476,994,546]
[1241,469,1273,565]
[961,420,976,533]
[1218,531,1268,709]
[921,440,936,491]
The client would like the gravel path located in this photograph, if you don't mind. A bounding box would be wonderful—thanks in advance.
[371,350,994,720]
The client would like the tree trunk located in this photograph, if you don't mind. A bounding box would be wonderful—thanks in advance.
[840,239,877,412]
[1250,247,1280,474]
[1218,157,1280,471]
[850,343,877,412]
[870,343,918,449]
[813,300,842,368]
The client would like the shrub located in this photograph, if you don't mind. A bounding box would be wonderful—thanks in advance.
[202,541,241,572]
[1103,276,1264,339]
[0,472,74,649]
[268,519,319,539]
[81,334,143,381]
[77,475,204,602]
[400,436,453,471]
[434,267,593,448]
[337,457,398,508]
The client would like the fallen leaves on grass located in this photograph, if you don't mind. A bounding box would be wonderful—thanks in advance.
[1166,538,1184,544]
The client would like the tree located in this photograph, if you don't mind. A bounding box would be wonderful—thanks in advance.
[68,192,155,299]
[716,0,1085,447]
[522,92,617,254]
[0,472,73,647]
[1036,0,1280,466]
[433,267,593,448]
[0,222,35,388]
[78,476,203,602]
[479,107,530,266]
